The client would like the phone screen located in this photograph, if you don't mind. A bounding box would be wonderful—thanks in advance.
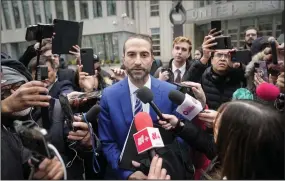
[255,61,269,82]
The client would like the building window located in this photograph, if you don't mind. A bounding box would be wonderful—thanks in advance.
[2,1,12,29]
[44,1,52,23]
[131,0,135,19]
[67,0,76,21]
[21,0,31,27]
[275,14,282,38]
[93,0,102,18]
[12,1,21,28]
[1,44,8,54]
[151,28,160,57]
[80,1,89,19]
[150,0,159,16]
[257,16,273,37]
[33,1,41,24]
[126,0,129,17]
[107,0,116,16]
[55,0,64,20]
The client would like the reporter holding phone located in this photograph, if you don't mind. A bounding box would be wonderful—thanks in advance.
[1,60,64,180]
[187,32,246,110]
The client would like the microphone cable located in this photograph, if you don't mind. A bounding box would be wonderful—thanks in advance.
[82,113,101,174]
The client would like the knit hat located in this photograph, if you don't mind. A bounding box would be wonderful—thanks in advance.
[1,59,32,86]
[250,36,270,56]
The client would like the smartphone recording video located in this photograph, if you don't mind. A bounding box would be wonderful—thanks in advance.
[231,50,252,65]
[81,48,95,75]
[211,21,222,35]
[212,36,232,50]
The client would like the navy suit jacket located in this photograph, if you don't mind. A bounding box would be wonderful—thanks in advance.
[98,76,179,179]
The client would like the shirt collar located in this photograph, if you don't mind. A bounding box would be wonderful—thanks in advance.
[128,75,151,95]
[172,61,186,74]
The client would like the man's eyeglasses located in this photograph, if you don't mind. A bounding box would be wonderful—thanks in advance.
[1,80,26,99]
[214,53,231,59]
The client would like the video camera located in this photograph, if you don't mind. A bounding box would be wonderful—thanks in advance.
[25,24,54,42]
[14,120,53,165]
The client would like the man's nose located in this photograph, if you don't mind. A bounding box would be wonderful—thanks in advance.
[134,55,142,64]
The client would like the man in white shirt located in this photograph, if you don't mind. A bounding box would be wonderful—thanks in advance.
[98,34,185,180]
[154,36,193,83]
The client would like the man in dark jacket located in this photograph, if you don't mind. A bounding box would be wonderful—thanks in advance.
[188,35,245,110]
[154,36,194,83]
[28,55,74,98]
[1,60,64,180]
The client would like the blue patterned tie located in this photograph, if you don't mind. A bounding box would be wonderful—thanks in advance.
[134,93,143,116]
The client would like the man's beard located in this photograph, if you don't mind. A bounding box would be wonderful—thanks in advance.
[246,39,253,47]
[12,107,32,117]
[126,67,149,83]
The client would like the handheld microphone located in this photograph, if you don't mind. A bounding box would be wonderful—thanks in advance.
[133,112,164,159]
[168,90,203,121]
[83,104,101,125]
[82,104,101,174]
[136,87,164,120]
[256,82,280,102]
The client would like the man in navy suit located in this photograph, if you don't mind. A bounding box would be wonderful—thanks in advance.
[98,34,180,179]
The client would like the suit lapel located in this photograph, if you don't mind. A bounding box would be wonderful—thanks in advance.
[150,77,161,123]
[119,78,133,127]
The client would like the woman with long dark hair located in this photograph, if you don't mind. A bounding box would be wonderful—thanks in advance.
[208,100,284,180]
[152,100,284,180]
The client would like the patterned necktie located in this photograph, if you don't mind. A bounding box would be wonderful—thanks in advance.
[134,93,143,116]
[175,69,182,83]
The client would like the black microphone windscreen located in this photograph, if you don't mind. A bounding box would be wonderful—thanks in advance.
[168,90,185,105]
[85,105,101,123]
[136,87,153,104]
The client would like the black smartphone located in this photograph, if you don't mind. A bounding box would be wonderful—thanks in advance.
[25,24,54,42]
[59,94,77,131]
[231,50,251,65]
[81,48,95,75]
[211,21,222,33]
[171,82,194,97]
[213,36,232,50]
[36,65,48,81]
[270,40,278,65]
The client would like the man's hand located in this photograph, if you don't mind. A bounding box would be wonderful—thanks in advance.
[78,65,98,92]
[1,81,50,114]
[32,157,64,180]
[68,116,92,148]
[276,72,284,92]
[254,73,266,87]
[208,28,223,37]
[131,156,170,180]
[158,114,181,130]
[69,45,81,65]
[198,110,218,128]
[34,38,52,53]
[67,91,87,107]
[181,81,206,108]
[158,71,169,81]
[148,156,171,180]
[110,68,126,81]
[128,171,147,180]
[200,35,217,64]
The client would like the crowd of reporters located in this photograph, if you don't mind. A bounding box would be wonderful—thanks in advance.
[1,18,284,180]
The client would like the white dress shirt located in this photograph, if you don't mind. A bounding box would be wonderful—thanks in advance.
[128,76,151,115]
[172,62,186,80]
